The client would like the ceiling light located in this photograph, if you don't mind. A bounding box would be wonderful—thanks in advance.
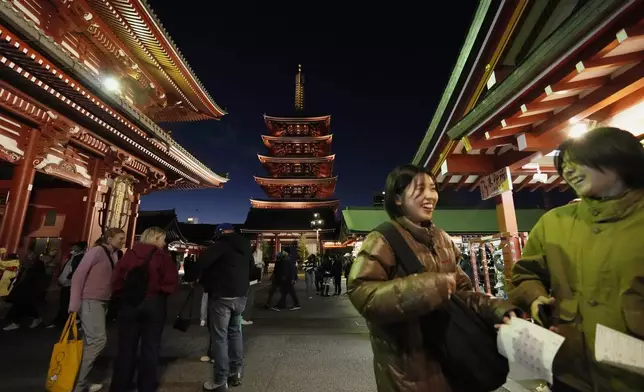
[103,76,121,92]
[569,123,588,138]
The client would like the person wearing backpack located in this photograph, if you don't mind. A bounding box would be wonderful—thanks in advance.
[69,228,126,392]
[347,165,516,392]
[109,226,178,392]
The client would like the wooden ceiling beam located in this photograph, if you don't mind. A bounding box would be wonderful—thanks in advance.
[501,112,551,128]
[520,96,578,114]
[516,132,566,152]
[453,175,471,191]
[514,176,533,192]
[545,177,565,192]
[545,76,608,96]
[485,125,532,139]
[442,155,496,175]
[534,63,644,137]
[466,135,516,150]
[576,52,644,73]
[468,177,482,192]
[439,176,451,191]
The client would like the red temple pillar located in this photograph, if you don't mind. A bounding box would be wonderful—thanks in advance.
[126,193,140,249]
[0,130,39,253]
[496,191,520,281]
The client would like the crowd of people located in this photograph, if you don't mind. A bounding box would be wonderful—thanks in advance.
[0,126,642,392]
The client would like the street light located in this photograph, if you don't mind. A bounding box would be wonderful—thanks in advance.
[311,213,324,254]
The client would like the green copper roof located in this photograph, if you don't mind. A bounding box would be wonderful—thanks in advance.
[342,207,544,234]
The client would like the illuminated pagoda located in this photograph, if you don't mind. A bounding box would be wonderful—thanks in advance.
[0,0,228,256]
[243,65,338,258]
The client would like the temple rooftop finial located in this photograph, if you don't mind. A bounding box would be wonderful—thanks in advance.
[294,64,304,111]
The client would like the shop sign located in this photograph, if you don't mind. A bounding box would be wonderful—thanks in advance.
[480,167,513,200]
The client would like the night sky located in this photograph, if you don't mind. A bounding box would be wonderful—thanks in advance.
[141,0,479,224]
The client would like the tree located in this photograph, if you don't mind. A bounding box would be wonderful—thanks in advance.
[297,234,309,262]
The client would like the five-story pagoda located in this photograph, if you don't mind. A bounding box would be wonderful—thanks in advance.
[243,66,338,257]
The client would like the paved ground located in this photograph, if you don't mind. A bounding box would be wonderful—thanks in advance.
[0,280,375,392]
[0,280,545,392]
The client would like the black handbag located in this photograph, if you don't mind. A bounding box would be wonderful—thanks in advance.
[374,222,509,392]
[173,288,195,332]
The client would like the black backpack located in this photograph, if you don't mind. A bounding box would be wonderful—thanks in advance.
[374,222,509,392]
[122,248,157,307]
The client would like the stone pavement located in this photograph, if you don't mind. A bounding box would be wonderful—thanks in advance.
[0,280,375,392]
[0,279,542,392]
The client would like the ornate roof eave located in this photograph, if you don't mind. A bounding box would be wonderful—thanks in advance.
[86,0,226,119]
[261,135,333,147]
[0,10,228,188]
[250,198,340,210]
[257,154,335,164]
[253,176,338,186]
[263,115,331,123]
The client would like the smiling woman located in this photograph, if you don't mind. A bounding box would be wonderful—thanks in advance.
[554,127,644,198]
[511,126,644,392]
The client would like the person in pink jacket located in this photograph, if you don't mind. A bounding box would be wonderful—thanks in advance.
[69,228,125,392]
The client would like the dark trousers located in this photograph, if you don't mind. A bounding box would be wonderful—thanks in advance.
[333,274,342,294]
[241,286,256,320]
[110,296,166,392]
[6,302,39,323]
[265,281,278,306]
[54,287,71,326]
[276,281,300,308]
[315,274,322,293]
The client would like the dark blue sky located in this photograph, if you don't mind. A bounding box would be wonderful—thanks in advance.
[141,1,478,223]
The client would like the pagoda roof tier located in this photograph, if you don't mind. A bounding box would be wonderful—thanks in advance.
[250,199,340,211]
[0,24,227,189]
[261,135,333,146]
[264,115,331,124]
[263,115,331,136]
[258,155,335,178]
[242,207,337,233]
[85,0,226,121]
[254,176,338,186]
[254,176,337,199]
[257,155,335,164]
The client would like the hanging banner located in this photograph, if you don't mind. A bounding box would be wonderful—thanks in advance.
[480,167,513,200]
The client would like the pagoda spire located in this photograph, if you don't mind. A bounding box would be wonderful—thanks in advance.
[294,64,305,111]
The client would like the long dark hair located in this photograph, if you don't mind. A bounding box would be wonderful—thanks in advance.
[384,164,435,219]
[554,127,644,190]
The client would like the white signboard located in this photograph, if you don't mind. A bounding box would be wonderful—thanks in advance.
[480,167,513,200]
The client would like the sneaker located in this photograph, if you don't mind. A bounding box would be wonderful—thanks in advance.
[269,306,280,312]
[228,373,242,387]
[241,319,253,326]
[200,355,212,363]
[45,324,56,329]
[203,381,228,391]
[290,306,301,311]
[200,320,206,327]
[308,296,313,299]
[2,322,20,331]
[29,318,42,329]
[89,384,103,392]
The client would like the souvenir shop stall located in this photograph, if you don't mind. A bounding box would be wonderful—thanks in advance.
[454,232,528,299]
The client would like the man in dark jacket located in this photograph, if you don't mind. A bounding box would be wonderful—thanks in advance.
[184,223,253,392]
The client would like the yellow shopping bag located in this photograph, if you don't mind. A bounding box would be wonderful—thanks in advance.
[46,312,83,392]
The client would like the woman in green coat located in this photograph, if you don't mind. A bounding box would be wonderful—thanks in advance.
[510,127,644,392]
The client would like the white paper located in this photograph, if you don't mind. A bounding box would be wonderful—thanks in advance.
[497,317,566,384]
[595,324,644,376]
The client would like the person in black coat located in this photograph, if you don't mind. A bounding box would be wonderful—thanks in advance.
[275,251,300,310]
[331,255,343,295]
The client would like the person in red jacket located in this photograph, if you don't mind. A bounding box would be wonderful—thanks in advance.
[109,226,179,392]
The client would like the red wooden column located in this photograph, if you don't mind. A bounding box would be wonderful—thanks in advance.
[496,191,520,281]
[274,235,280,262]
[126,193,140,249]
[0,130,39,253]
